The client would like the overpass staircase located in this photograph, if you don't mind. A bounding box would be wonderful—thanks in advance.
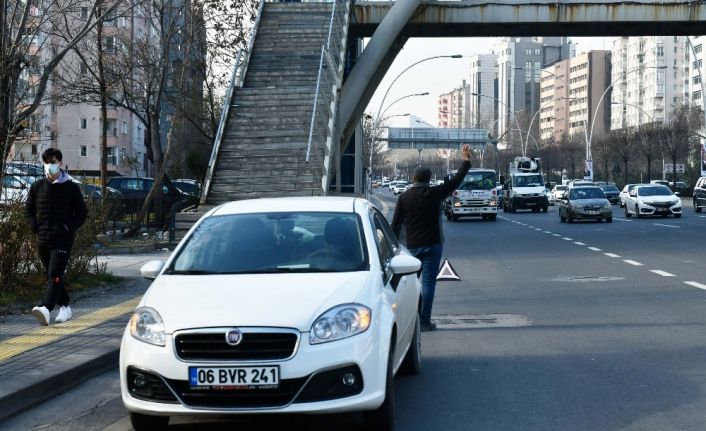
[174,0,351,241]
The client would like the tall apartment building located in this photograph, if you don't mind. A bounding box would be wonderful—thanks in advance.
[468,54,498,132]
[610,36,688,130]
[539,51,611,143]
[496,37,575,150]
[687,36,705,113]
[437,80,469,128]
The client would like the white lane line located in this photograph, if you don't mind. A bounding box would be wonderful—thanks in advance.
[544,231,552,234]
[613,218,632,222]
[697,215,706,218]
[604,253,620,258]
[623,259,643,266]
[528,226,535,229]
[535,228,542,231]
[653,223,680,228]
[562,237,573,241]
[588,247,602,251]
[553,234,561,237]
[650,270,675,277]
[574,241,586,246]
[685,281,706,290]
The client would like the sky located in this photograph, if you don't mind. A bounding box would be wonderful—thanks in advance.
[365,37,616,128]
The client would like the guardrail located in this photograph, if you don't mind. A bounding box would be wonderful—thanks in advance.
[200,0,267,206]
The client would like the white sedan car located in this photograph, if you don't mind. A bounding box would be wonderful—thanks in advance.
[120,197,422,431]
[619,183,639,208]
[392,182,408,195]
[623,184,682,218]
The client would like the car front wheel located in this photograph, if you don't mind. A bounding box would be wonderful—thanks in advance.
[636,205,643,218]
[364,339,396,431]
[695,200,702,213]
[625,205,632,218]
[400,313,422,375]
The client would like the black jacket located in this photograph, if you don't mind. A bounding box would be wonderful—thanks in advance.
[391,160,471,249]
[25,176,88,248]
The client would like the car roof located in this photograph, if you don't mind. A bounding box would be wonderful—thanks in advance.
[211,197,364,216]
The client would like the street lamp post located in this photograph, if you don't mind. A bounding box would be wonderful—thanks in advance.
[610,101,658,181]
[365,112,410,198]
[470,92,526,156]
[379,92,429,120]
[376,54,463,120]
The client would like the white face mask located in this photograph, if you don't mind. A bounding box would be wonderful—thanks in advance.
[44,163,60,176]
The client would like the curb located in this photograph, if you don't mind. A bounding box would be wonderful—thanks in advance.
[98,244,158,255]
[0,340,120,422]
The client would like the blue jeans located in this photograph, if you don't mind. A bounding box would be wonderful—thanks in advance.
[408,244,443,323]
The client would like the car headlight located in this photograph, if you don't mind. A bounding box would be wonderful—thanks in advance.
[490,199,497,206]
[571,204,581,211]
[672,200,680,206]
[310,304,371,345]
[129,307,166,346]
[604,202,612,209]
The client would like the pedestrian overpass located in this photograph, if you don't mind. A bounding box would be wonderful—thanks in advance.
[199,0,706,207]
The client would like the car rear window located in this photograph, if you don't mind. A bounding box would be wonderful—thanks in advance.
[169,212,369,274]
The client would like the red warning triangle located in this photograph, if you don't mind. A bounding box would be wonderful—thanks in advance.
[436,258,460,281]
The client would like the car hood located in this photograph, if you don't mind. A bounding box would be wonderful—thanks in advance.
[513,186,545,194]
[638,195,679,203]
[570,198,608,206]
[142,272,371,332]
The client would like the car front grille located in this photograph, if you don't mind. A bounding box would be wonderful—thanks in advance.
[175,331,299,362]
[648,202,673,208]
[164,376,309,408]
[460,199,486,207]
[582,206,602,211]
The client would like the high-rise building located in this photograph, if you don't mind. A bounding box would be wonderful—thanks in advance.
[610,36,688,130]
[437,81,469,128]
[687,36,705,115]
[539,59,570,142]
[468,54,498,132]
[496,37,575,150]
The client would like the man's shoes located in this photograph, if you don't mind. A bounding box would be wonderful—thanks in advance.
[32,306,50,326]
[420,321,437,332]
[55,305,72,323]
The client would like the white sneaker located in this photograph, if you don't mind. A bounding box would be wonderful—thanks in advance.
[32,306,50,326]
[55,305,72,323]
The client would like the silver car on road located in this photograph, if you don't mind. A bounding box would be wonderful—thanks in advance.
[558,186,613,223]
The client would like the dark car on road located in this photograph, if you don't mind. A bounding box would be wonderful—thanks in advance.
[599,184,620,204]
[693,177,706,212]
[558,186,613,223]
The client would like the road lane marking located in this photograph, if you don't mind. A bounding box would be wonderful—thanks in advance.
[588,247,602,251]
[553,234,561,237]
[562,237,573,241]
[544,231,552,234]
[535,228,543,231]
[623,259,643,266]
[685,281,706,290]
[614,218,632,222]
[650,270,675,277]
[604,253,620,258]
[574,242,586,246]
[653,223,679,228]
[0,296,140,362]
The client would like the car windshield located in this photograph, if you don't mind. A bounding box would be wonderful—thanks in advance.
[638,186,672,196]
[600,185,619,192]
[513,174,543,187]
[169,212,368,274]
[173,181,199,195]
[569,188,605,200]
[458,172,496,191]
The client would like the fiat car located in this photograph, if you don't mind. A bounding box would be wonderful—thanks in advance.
[120,197,422,430]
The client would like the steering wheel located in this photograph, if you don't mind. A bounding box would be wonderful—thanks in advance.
[306,248,351,264]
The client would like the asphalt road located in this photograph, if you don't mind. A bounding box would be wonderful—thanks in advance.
[6,190,706,431]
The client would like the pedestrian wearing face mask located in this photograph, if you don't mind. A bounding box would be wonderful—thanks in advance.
[25,148,87,325]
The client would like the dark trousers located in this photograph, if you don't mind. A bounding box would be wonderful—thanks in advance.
[408,244,443,323]
[38,245,72,311]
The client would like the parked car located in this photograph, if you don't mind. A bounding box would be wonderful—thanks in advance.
[624,184,682,218]
[393,181,408,195]
[120,197,423,431]
[1,173,31,205]
[599,184,620,204]
[388,181,399,191]
[694,176,706,212]
[558,186,613,223]
[172,179,202,198]
[619,184,639,208]
[73,181,122,199]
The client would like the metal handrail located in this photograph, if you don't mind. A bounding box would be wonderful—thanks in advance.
[306,0,349,174]
[200,0,266,205]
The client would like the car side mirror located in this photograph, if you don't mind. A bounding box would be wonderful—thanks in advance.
[389,255,421,276]
[674,191,681,196]
[140,260,165,280]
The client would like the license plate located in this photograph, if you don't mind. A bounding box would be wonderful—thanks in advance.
[657,208,667,213]
[585,210,598,215]
[526,202,536,206]
[189,366,280,389]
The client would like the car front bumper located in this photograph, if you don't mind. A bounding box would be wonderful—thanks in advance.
[120,325,388,416]
[511,196,548,209]
[638,203,682,216]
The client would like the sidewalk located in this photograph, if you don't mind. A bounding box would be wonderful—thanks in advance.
[0,250,171,422]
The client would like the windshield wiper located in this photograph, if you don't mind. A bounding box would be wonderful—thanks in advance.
[167,269,222,275]
[258,267,335,273]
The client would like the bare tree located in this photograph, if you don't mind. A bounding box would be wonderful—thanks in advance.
[634,122,662,183]
[592,133,613,183]
[660,104,700,186]
[610,127,636,186]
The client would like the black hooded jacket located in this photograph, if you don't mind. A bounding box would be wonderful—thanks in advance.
[25,175,88,248]
[391,160,471,249]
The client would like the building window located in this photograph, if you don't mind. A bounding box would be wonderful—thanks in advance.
[657,46,664,57]
[122,121,128,134]
[535,48,540,56]
[105,36,115,53]
[80,145,87,157]
[81,7,89,19]
[694,90,702,100]
[80,118,87,129]
[80,62,88,75]
[694,76,701,84]
[695,44,703,54]
[107,147,117,165]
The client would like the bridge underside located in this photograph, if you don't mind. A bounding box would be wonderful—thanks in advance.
[351,1,706,38]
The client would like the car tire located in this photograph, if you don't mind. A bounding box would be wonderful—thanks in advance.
[625,206,631,218]
[129,412,169,431]
[400,313,422,375]
[364,339,396,431]
[488,214,497,221]
[542,206,548,213]
[446,211,453,221]
[636,205,643,218]
[481,214,488,221]
[606,217,613,223]
[674,213,682,218]
[568,216,574,223]
[695,201,702,213]
[560,213,566,223]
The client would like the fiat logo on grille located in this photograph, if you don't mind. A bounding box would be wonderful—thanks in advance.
[225,329,243,346]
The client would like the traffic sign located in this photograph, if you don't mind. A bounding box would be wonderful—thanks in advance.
[437,259,461,281]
